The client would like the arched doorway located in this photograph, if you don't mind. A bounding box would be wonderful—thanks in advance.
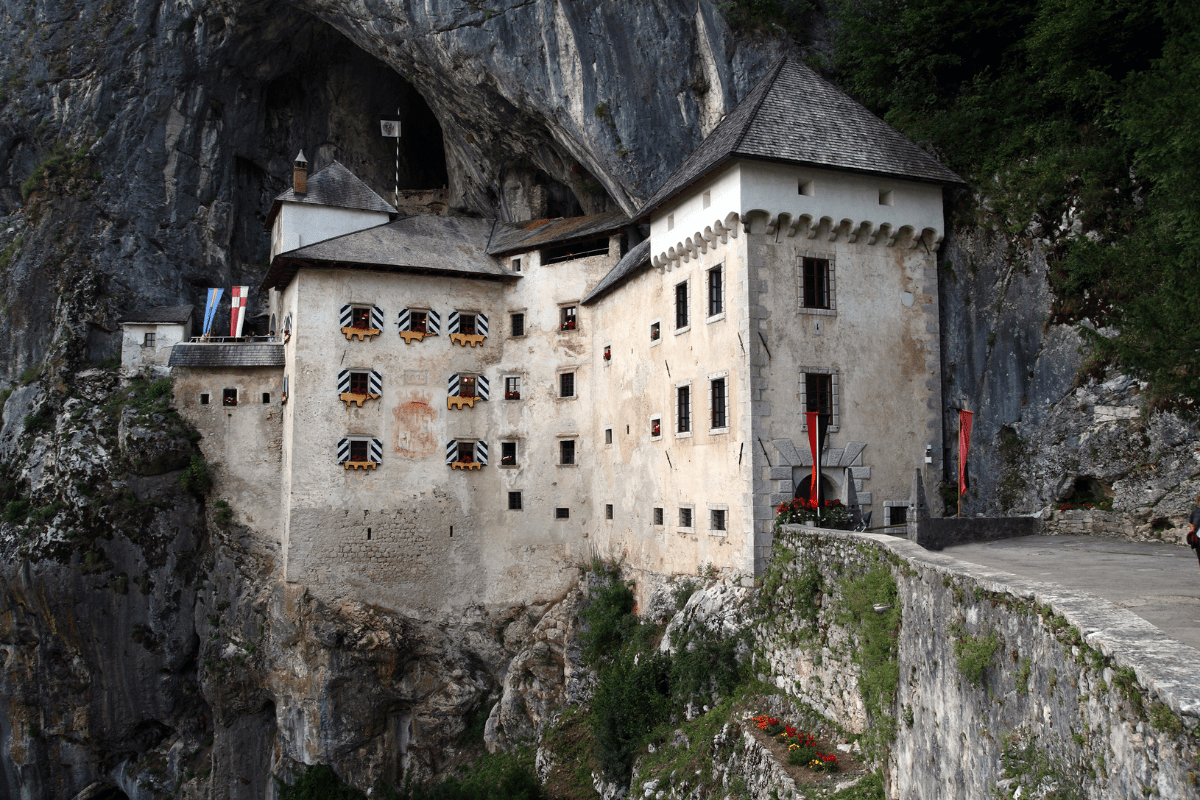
[794,473,838,505]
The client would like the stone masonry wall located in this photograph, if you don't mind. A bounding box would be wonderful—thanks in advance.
[758,526,1200,800]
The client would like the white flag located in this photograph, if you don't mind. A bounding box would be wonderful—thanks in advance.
[380,120,400,138]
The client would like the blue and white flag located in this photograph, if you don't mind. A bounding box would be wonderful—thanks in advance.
[203,288,223,336]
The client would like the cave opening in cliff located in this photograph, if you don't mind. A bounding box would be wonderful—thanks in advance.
[90,786,129,800]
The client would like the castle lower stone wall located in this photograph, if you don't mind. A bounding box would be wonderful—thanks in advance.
[758,527,1200,800]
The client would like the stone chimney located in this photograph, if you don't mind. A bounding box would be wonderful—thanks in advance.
[293,150,308,195]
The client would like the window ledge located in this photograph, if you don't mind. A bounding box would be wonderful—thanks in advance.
[650,435,663,442]
[676,527,696,534]
[709,427,731,436]
[706,312,726,324]
[708,530,728,537]
[557,395,578,402]
[675,431,693,439]
[498,464,520,470]
[797,307,836,316]
[674,325,691,336]
[650,339,662,348]
[557,463,579,468]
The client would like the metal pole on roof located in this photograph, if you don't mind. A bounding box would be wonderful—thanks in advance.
[395,107,400,209]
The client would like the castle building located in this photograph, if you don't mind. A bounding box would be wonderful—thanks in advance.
[160,58,963,615]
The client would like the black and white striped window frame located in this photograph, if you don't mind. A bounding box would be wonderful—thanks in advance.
[337,369,383,403]
[447,310,489,337]
[339,304,385,336]
[447,373,490,400]
[337,437,383,469]
[398,308,440,335]
[446,439,488,468]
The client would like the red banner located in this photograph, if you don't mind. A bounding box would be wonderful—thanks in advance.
[807,411,821,499]
[958,410,974,497]
[230,286,248,338]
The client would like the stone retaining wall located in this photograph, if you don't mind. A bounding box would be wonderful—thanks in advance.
[758,526,1200,800]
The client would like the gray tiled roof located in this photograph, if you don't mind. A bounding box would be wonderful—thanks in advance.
[582,239,651,305]
[487,211,628,256]
[265,161,396,227]
[119,304,194,324]
[635,58,964,219]
[262,215,511,291]
[168,344,285,368]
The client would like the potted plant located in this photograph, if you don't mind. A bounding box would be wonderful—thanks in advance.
[505,390,520,400]
[561,320,576,331]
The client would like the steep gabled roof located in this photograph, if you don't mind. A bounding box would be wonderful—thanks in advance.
[119,304,194,325]
[487,211,628,257]
[261,215,511,291]
[635,58,964,219]
[582,239,651,305]
[265,161,396,228]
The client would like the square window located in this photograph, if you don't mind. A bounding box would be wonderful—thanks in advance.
[679,507,693,528]
[799,179,814,197]
[262,392,271,404]
[805,373,834,427]
[458,314,477,335]
[879,189,894,206]
[560,372,575,398]
[222,388,237,407]
[457,441,476,463]
[408,310,428,332]
[802,258,830,310]
[512,257,522,272]
[200,393,210,406]
[650,321,660,342]
[710,378,727,430]
[505,376,521,400]
[605,504,614,520]
[708,266,724,317]
[509,491,523,510]
[143,332,155,347]
[555,507,570,520]
[351,307,372,329]
[350,372,370,395]
[653,507,664,526]
[651,417,661,438]
[511,313,525,337]
[711,509,726,531]
[501,441,518,466]
[677,385,691,433]
[886,504,909,527]
[459,375,477,398]
[349,440,369,462]
[604,427,613,445]
[560,439,576,465]
[560,306,577,331]
[675,281,689,329]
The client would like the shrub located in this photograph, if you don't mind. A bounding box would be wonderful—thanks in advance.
[178,456,211,495]
[579,578,638,664]
[3,499,29,524]
[954,630,1002,687]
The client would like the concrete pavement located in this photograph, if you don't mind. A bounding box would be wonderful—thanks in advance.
[941,534,1200,652]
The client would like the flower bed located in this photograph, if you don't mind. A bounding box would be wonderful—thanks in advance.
[774,498,852,530]
[751,715,839,773]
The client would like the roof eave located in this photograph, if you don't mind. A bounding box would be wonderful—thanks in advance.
[261,256,520,293]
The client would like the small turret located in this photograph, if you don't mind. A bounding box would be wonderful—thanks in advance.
[293,150,308,195]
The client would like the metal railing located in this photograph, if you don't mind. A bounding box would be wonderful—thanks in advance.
[186,336,282,344]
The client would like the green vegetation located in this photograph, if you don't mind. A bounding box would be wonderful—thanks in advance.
[825,0,1200,411]
[998,732,1085,800]
[20,141,95,199]
[953,629,1002,687]
[835,567,901,755]
[1016,658,1033,695]
[179,456,211,495]
[1148,701,1184,737]
[213,499,233,526]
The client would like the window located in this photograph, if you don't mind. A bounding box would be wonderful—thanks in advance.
[458,314,477,335]
[459,375,476,398]
[798,179,814,196]
[708,266,724,317]
[408,310,428,332]
[667,213,674,231]
[262,392,271,404]
[555,507,571,520]
[606,504,614,520]
[803,372,836,428]
[560,306,577,331]
[200,393,210,405]
[802,257,830,310]
[350,372,370,395]
[650,416,662,439]
[675,281,689,329]
[603,344,611,363]
[223,388,237,407]
[885,503,908,527]
[653,507,664,526]
[509,491,523,510]
[679,507,693,528]
[341,305,383,339]
[710,377,728,430]
[702,190,711,209]
[349,440,369,462]
[560,439,576,465]
[501,441,518,467]
[879,189,894,206]
[143,332,155,348]
[511,313,525,337]
[543,238,608,265]
[676,385,691,433]
[711,508,727,532]
[505,376,521,400]
[340,437,382,468]
[457,441,476,463]
[650,320,660,343]
[559,372,575,398]
[351,307,372,329]
[512,257,522,272]
[604,427,613,445]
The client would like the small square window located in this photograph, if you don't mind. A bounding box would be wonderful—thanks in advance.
[711,509,726,531]
[509,491,523,510]
[457,441,476,463]
[653,507,664,526]
[407,310,428,332]
[679,507,693,528]
[555,507,570,520]
[262,392,271,404]
[350,372,370,395]
[560,306,577,331]
[799,179,814,197]
[511,313,525,337]
[879,189,894,206]
[560,372,575,399]
[606,504,614,520]
[222,388,238,407]
[650,417,661,438]
[349,440,369,462]
[650,321,660,342]
[199,393,210,406]
[351,307,372,329]
[459,375,477,398]
[458,314,477,335]
[512,257,522,272]
[604,427,612,445]
[560,439,576,465]
[505,376,521,400]
[143,332,155,347]
[501,441,518,466]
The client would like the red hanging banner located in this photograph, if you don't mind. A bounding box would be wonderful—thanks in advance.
[807,411,821,500]
[958,410,974,497]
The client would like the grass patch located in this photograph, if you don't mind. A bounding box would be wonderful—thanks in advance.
[953,629,1002,687]
[836,567,901,756]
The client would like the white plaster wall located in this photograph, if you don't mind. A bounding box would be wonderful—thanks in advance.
[120,322,189,376]
[270,204,392,259]
[278,240,619,617]
[648,163,742,254]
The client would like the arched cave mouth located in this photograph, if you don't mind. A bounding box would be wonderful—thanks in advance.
[1065,476,1113,508]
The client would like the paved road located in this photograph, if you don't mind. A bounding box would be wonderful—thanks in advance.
[942,535,1200,652]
